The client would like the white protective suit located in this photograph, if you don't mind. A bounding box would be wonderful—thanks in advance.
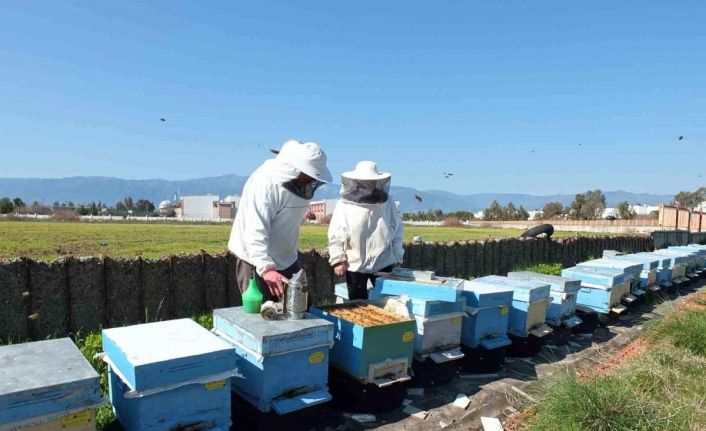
[228,140,331,276]
[328,197,404,274]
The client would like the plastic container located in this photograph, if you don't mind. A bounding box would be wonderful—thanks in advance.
[243,277,263,314]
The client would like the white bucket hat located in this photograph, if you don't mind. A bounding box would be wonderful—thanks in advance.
[342,161,391,181]
[276,139,333,183]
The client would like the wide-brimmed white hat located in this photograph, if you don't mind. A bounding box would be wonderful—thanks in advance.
[276,139,333,183]
[342,161,391,181]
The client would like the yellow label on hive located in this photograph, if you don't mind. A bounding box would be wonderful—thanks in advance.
[61,409,91,426]
[205,380,226,390]
[452,317,462,325]
[500,306,509,315]
[308,351,325,364]
[402,331,414,342]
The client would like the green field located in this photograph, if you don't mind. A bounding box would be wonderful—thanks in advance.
[0,219,579,261]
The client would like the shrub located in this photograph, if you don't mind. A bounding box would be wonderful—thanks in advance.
[53,209,80,220]
[442,216,462,227]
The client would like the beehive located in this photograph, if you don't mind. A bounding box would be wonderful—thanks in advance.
[633,252,680,287]
[213,307,333,414]
[667,246,706,275]
[561,267,627,315]
[600,252,660,291]
[507,272,582,328]
[473,276,553,339]
[577,258,645,297]
[643,251,690,284]
[460,281,513,349]
[309,303,415,386]
[0,339,104,431]
[102,319,237,431]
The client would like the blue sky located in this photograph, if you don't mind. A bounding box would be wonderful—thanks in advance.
[1,1,704,195]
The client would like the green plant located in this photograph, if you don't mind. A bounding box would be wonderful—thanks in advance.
[514,262,563,276]
[75,332,116,430]
[645,309,706,356]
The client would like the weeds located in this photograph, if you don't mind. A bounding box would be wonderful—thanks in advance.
[515,262,563,276]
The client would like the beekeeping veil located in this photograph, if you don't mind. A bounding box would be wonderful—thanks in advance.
[340,161,391,204]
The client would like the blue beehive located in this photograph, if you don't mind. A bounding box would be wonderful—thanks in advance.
[102,319,237,431]
[644,251,690,283]
[0,338,104,429]
[561,267,627,314]
[371,274,463,302]
[309,303,415,386]
[577,258,645,297]
[460,281,513,349]
[473,276,553,339]
[633,252,679,287]
[507,272,582,328]
[213,307,333,414]
[600,252,660,291]
[668,246,706,275]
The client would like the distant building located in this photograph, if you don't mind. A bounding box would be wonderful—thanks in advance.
[308,199,338,223]
[174,195,237,221]
[631,204,660,216]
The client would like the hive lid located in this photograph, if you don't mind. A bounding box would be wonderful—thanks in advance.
[633,253,673,268]
[561,266,625,287]
[374,277,463,302]
[605,255,659,270]
[462,281,514,308]
[0,338,102,425]
[474,275,550,303]
[102,318,236,392]
[577,258,644,275]
[507,272,581,294]
[213,307,333,357]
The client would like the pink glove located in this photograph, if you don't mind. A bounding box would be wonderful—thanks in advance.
[262,270,289,299]
[334,262,347,276]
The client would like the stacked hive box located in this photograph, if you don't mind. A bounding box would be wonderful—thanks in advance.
[471,276,553,357]
[561,266,628,317]
[102,319,237,431]
[460,279,514,372]
[577,258,645,303]
[633,252,682,290]
[0,339,104,431]
[308,302,415,411]
[508,272,582,345]
[601,251,660,292]
[213,307,334,415]
[645,251,690,284]
[369,269,466,386]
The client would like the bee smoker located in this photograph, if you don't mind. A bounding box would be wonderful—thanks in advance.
[284,269,308,319]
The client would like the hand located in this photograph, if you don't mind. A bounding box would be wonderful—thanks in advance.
[262,270,289,299]
[334,262,346,276]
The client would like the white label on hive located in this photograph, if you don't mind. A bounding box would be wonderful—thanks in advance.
[308,351,325,364]
[205,379,226,390]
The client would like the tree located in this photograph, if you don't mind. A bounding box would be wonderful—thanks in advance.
[672,191,702,210]
[90,202,99,216]
[617,201,636,220]
[77,204,89,216]
[569,189,606,220]
[135,199,156,214]
[483,200,504,221]
[517,205,530,221]
[541,201,564,219]
[504,202,517,220]
[13,198,25,208]
[0,197,14,214]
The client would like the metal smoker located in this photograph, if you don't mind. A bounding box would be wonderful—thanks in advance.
[284,269,308,319]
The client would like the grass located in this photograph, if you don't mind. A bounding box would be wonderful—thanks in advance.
[514,262,564,276]
[0,219,584,260]
[524,293,706,431]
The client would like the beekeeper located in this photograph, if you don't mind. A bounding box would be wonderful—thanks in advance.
[328,161,404,300]
[228,139,332,301]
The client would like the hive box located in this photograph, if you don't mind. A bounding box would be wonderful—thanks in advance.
[643,251,689,283]
[412,312,465,361]
[600,252,660,291]
[213,307,333,414]
[460,281,513,349]
[102,319,237,431]
[372,273,464,302]
[577,258,645,297]
[0,339,104,430]
[473,276,553,339]
[309,303,415,386]
[668,246,706,273]
[507,272,582,328]
[561,267,627,314]
[633,252,680,287]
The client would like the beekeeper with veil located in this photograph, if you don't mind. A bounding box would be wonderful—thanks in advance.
[228,139,332,301]
[328,161,404,300]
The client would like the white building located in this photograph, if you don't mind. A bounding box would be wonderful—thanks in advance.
[175,195,237,221]
[630,204,659,216]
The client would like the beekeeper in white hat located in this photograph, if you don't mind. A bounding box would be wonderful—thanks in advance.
[328,161,404,300]
[228,139,332,300]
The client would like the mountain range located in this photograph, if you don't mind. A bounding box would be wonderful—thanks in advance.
[0,175,673,212]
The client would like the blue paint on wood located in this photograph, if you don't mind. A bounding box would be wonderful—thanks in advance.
[0,338,103,426]
[213,307,333,413]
